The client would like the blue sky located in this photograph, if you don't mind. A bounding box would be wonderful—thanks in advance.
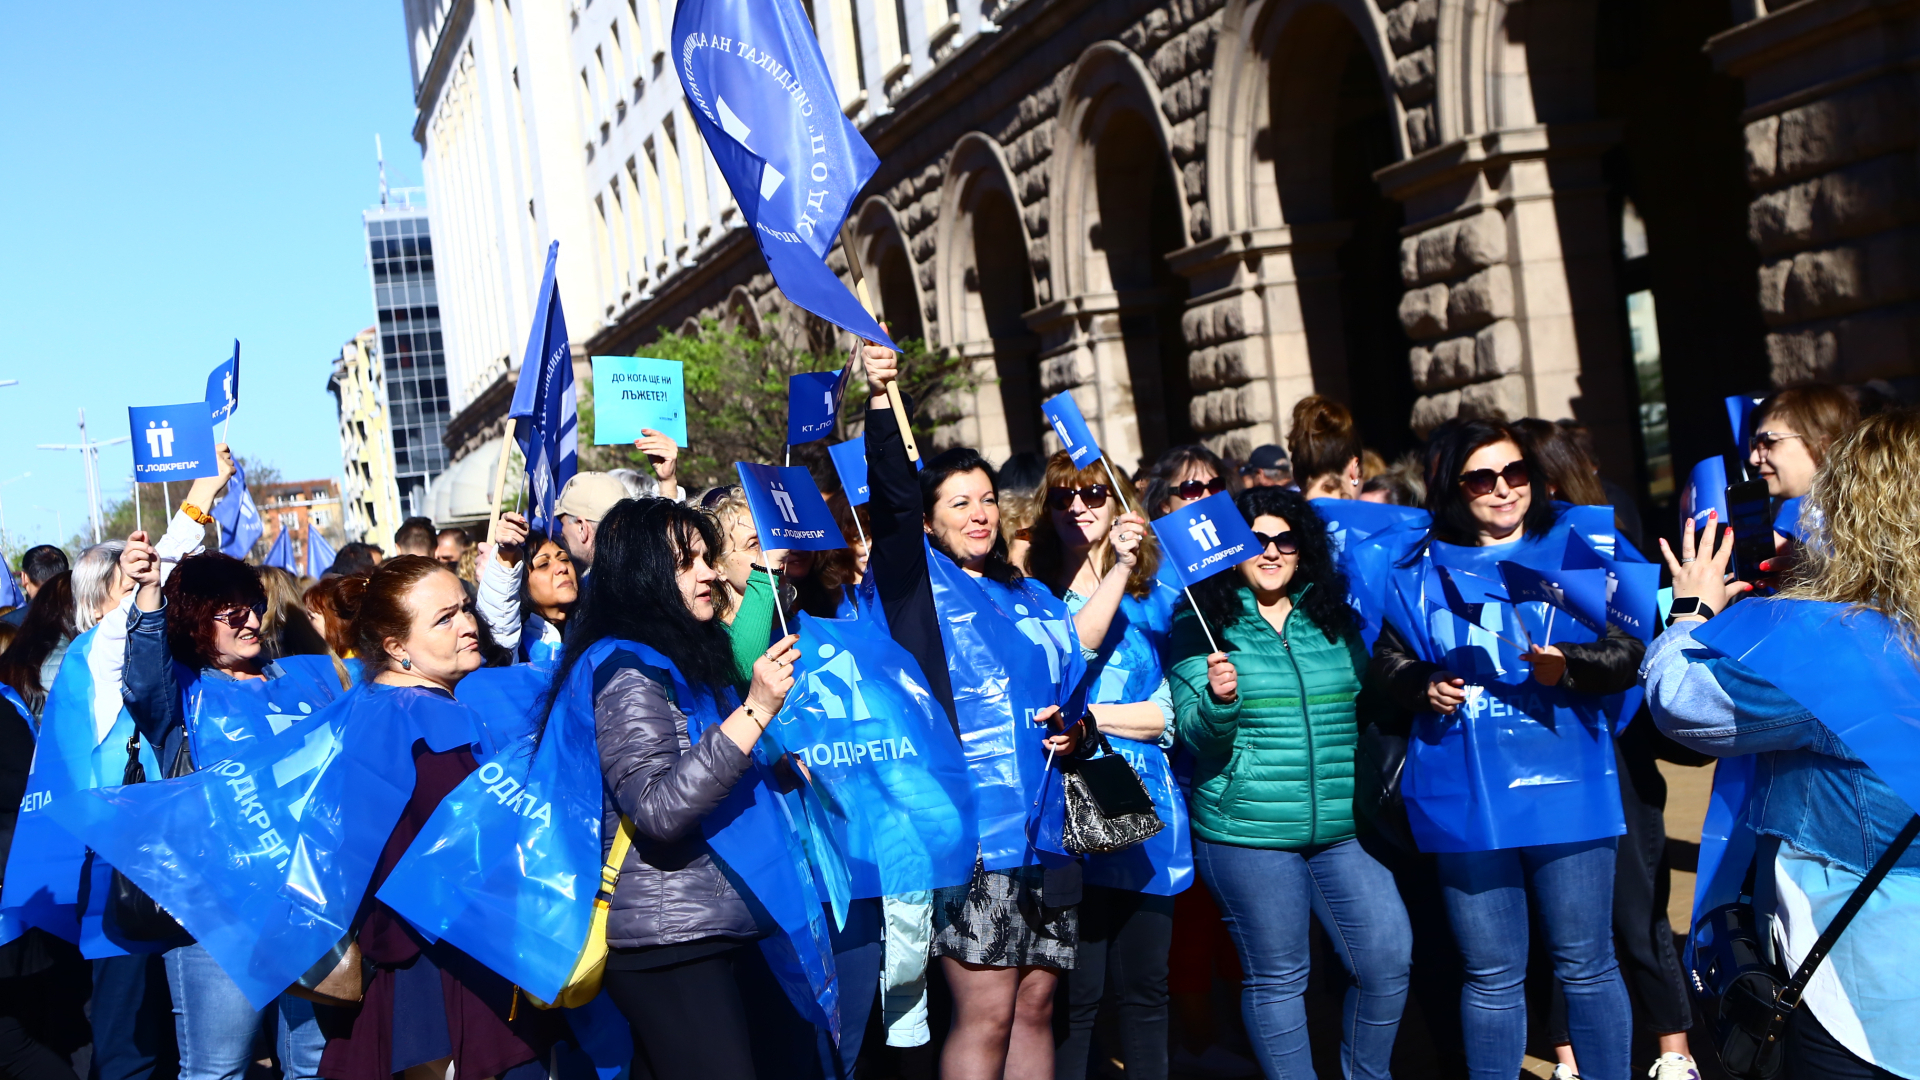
[0,2,421,549]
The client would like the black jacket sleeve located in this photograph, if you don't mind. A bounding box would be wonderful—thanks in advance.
[1370,621,1440,715]
[1557,624,1646,697]
[864,400,957,726]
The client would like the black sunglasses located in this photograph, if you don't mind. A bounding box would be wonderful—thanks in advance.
[1047,484,1111,511]
[1174,476,1227,500]
[214,601,267,630]
[1456,461,1531,498]
[1253,531,1299,555]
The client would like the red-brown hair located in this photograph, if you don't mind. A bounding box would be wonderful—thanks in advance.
[304,575,364,657]
[344,555,458,675]
[161,554,268,670]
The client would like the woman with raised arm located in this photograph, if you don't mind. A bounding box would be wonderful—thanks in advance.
[474,511,579,664]
[862,347,1085,1080]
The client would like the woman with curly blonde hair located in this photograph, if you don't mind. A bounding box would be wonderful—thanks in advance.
[1647,407,1920,1079]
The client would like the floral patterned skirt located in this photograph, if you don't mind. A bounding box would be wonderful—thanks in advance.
[930,862,1078,969]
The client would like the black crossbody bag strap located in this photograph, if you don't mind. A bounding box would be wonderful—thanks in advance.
[1773,812,1920,1017]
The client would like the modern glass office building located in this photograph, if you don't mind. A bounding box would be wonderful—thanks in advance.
[363,193,449,519]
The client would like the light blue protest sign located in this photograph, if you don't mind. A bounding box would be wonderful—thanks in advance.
[1151,491,1261,588]
[1041,392,1101,468]
[788,369,846,446]
[1679,456,1729,530]
[735,463,842,551]
[130,403,218,481]
[828,438,869,506]
[206,342,240,425]
[591,356,685,446]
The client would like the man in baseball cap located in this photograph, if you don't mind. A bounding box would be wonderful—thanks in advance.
[1239,444,1293,489]
[554,472,629,574]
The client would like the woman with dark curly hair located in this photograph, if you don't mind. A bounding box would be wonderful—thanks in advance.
[1169,485,1411,1079]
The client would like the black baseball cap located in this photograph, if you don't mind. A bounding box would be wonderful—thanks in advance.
[1243,444,1290,472]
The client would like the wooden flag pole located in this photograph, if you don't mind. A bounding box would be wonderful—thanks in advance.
[486,420,518,543]
[838,223,919,462]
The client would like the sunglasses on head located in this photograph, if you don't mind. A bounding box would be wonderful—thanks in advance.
[1456,461,1530,498]
[1174,476,1227,500]
[1047,484,1112,511]
[214,601,267,630]
[1253,531,1299,555]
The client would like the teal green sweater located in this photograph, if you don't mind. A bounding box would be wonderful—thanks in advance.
[1170,586,1369,849]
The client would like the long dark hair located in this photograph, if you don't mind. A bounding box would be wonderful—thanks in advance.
[1420,418,1557,550]
[543,497,738,732]
[1190,487,1354,643]
[162,554,269,670]
[919,447,1022,587]
[0,572,75,715]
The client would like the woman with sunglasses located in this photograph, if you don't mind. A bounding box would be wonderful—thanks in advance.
[1027,453,1191,1080]
[862,348,1086,1080]
[119,539,350,1080]
[1369,418,1642,1080]
[1169,485,1411,1079]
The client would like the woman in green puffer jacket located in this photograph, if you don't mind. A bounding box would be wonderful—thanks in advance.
[1169,485,1410,1080]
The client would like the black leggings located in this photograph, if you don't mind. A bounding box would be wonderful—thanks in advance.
[1054,886,1174,1080]
[605,951,758,1080]
[1786,1004,1899,1080]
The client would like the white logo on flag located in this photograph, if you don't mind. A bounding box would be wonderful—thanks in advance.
[1049,415,1073,448]
[770,482,798,524]
[1188,513,1220,549]
[715,96,785,200]
[145,421,176,458]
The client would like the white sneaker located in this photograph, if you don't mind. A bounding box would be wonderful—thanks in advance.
[1647,1052,1701,1080]
[1553,1065,1580,1080]
[1168,1043,1261,1079]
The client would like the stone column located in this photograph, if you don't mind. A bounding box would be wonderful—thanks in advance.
[1709,0,1920,385]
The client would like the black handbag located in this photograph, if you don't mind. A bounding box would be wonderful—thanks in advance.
[1059,710,1164,855]
[1690,813,1920,1079]
[77,736,191,943]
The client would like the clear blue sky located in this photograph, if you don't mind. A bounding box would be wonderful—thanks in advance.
[0,2,422,550]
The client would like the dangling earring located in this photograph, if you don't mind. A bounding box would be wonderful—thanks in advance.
[401,658,412,670]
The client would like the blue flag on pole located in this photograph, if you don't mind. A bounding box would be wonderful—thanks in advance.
[213,461,264,559]
[306,528,337,578]
[1725,392,1764,455]
[1496,561,1611,637]
[508,242,579,536]
[206,341,240,425]
[1563,530,1660,641]
[828,438,869,506]
[0,559,22,612]
[1041,392,1101,468]
[1151,491,1262,588]
[130,403,219,482]
[788,369,846,445]
[735,463,843,551]
[261,527,295,572]
[671,0,895,349]
[1680,456,1729,530]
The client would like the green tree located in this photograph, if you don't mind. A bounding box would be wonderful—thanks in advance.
[579,315,973,493]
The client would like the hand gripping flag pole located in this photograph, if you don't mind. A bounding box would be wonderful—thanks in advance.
[839,223,920,464]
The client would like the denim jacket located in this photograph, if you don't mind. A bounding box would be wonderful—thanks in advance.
[1642,625,1920,876]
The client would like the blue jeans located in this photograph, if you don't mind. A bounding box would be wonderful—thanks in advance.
[164,943,324,1080]
[1436,838,1631,1080]
[88,954,172,1080]
[1194,837,1411,1080]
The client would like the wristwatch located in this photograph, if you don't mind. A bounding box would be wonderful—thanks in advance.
[1666,596,1715,625]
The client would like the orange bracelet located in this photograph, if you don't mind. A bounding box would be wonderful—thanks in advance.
[180,502,214,526]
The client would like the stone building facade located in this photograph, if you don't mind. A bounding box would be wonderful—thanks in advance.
[417,0,1917,516]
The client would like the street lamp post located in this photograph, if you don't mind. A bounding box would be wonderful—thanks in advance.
[37,408,129,545]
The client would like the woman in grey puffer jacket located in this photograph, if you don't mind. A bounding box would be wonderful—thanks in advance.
[551,497,802,1079]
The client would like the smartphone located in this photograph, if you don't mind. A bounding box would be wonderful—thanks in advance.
[1725,479,1776,581]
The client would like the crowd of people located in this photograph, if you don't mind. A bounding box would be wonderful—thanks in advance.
[0,347,1910,1080]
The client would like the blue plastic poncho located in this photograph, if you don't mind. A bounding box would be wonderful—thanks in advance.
[1381,517,1630,853]
[0,626,161,954]
[42,682,491,1008]
[763,613,976,898]
[1076,593,1192,896]
[181,654,348,768]
[926,545,1086,871]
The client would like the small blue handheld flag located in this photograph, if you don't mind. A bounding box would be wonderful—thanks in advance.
[788,369,846,446]
[307,528,338,577]
[1680,457,1729,530]
[1725,393,1764,456]
[206,341,240,425]
[508,242,579,535]
[1563,531,1660,640]
[213,461,264,560]
[1496,561,1611,637]
[0,559,22,612]
[130,403,219,481]
[735,463,844,552]
[1151,492,1262,589]
[1041,393,1102,469]
[261,527,295,572]
[828,438,869,507]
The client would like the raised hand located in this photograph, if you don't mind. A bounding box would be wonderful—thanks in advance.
[635,429,680,499]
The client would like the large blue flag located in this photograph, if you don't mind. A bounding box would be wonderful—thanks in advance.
[509,242,579,536]
[130,403,219,482]
[306,528,337,578]
[789,369,846,446]
[671,0,895,348]
[213,461,265,559]
[261,527,295,572]
[1041,392,1101,468]
[206,341,240,425]
[735,462,843,551]
[1151,491,1262,588]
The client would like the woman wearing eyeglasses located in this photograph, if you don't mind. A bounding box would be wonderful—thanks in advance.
[1748,384,1860,543]
[1026,453,1191,1080]
[119,541,350,1080]
[1369,419,1642,1080]
[1167,485,1411,1079]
